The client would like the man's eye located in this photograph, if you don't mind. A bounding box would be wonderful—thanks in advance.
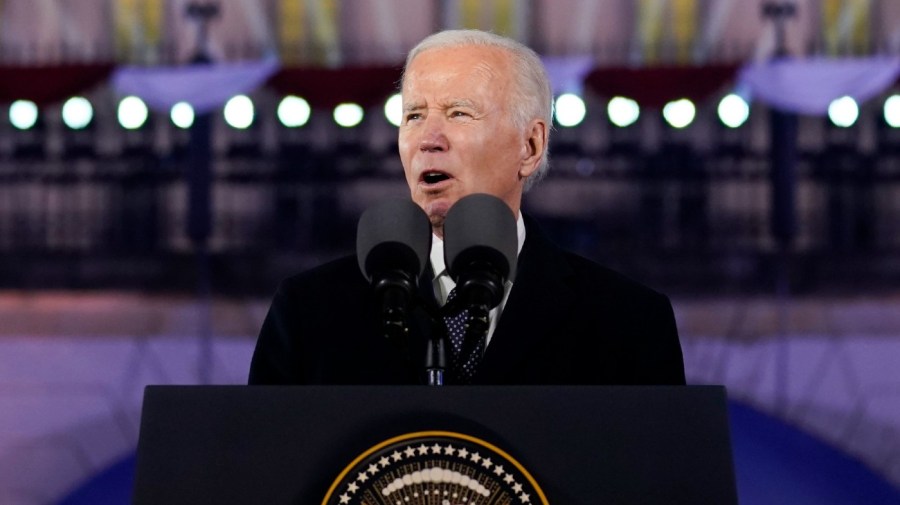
[450,110,470,118]
[405,113,422,122]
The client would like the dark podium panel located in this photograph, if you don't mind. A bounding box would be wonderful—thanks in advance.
[133,386,737,505]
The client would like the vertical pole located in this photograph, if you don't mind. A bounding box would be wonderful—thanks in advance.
[185,1,220,385]
[188,109,213,385]
[771,106,796,417]
[763,1,797,417]
[770,108,797,250]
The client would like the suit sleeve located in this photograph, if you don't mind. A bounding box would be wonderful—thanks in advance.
[638,292,686,385]
[248,281,303,384]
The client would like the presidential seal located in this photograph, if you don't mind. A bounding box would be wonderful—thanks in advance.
[322,430,548,505]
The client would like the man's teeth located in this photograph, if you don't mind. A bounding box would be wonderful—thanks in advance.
[423,172,449,184]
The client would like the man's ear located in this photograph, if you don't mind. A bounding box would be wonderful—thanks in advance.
[519,118,547,178]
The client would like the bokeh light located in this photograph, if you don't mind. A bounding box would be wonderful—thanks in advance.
[277,95,311,127]
[717,93,750,128]
[384,93,403,127]
[224,95,254,129]
[170,102,195,129]
[61,97,93,130]
[607,96,640,127]
[555,93,587,127]
[883,95,900,128]
[662,98,696,129]
[9,100,38,130]
[334,102,364,128]
[828,96,859,128]
[117,96,149,130]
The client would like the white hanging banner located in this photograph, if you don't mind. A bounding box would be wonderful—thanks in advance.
[112,56,280,114]
[739,56,900,115]
[541,55,595,95]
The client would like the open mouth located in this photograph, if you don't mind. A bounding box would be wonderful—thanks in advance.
[421,171,451,185]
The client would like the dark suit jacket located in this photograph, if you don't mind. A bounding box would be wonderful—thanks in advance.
[249,218,685,385]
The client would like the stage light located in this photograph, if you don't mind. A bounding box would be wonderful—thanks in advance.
[117,95,149,130]
[9,100,38,130]
[662,98,696,129]
[555,93,586,127]
[224,95,254,129]
[277,95,311,127]
[883,95,900,128]
[607,96,640,127]
[717,93,749,128]
[384,93,402,127]
[170,101,195,129]
[334,102,364,128]
[62,96,93,130]
[828,96,858,128]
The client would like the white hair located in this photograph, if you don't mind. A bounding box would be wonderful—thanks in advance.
[402,29,552,191]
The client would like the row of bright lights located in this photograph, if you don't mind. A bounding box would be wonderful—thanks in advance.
[9,93,900,131]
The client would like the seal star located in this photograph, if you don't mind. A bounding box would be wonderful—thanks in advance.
[481,457,493,469]
[368,463,380,475]
[503,474,514,484]
[339,493,350,504]
[520,492,531,503]
[493,464,504,476]
[356,471,369,483]
[417,444,429,456]
[404,447,416,458]
[512,483,523,493]
[430,443,442,454]
[457,448,469,459]
[391,451,403,462]
[470,453,482,463]
[348,482,359,493]
[443,445,456,456]
[379,456,391,468]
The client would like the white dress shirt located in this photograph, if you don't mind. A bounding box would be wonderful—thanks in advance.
[429,214,526,348]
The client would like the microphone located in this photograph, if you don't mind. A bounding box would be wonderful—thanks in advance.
[357,198,432,341]
[443,193,518,337]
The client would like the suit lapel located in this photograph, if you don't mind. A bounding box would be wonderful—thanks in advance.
[475,218,577,382]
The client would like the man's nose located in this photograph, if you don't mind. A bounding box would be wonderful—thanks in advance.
[418,119,449,152]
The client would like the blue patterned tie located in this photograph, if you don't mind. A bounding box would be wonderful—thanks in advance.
[443,288,485,384]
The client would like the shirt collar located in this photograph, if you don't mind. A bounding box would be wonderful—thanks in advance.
[430,213,526,280]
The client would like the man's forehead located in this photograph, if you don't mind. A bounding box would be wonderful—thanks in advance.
[405,45,510,80]
[402,46,511,99]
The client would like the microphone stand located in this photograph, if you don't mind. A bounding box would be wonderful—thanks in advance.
[420,301,447,386]
[376,279,413,346]
[425,333,447,386]
[377,282,448,386]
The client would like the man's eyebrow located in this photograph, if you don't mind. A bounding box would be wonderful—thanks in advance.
[447,99,477,109]
[403,99,479,112]
[403,101,424,112]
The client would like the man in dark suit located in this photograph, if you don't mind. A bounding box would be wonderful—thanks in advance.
[249,29,685,386]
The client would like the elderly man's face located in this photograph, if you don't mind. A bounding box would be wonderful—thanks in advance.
[399,45,543,236]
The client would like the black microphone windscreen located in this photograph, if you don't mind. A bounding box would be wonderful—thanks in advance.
[443,193,518,282]
[357,198,432,282]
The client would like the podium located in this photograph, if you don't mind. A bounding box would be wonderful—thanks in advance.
[132,385,737,505]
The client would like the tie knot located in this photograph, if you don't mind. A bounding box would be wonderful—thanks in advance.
[444,286,465,313]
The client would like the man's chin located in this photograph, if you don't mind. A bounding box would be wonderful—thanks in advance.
[421,201,452,236]
[424,200,451,219]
